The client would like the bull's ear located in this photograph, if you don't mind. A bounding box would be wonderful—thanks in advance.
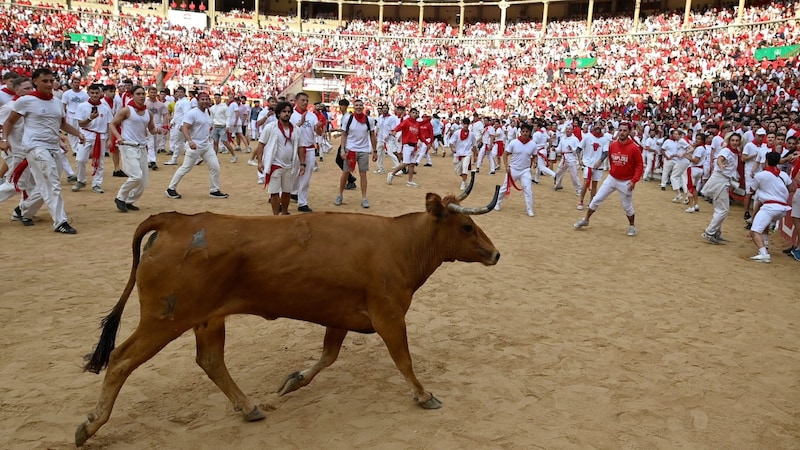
[425,193,446,219]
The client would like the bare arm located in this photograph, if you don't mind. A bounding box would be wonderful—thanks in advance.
[61,118,85,144]
[0,111,22,152]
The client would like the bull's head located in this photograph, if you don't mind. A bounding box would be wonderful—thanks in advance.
[425,172,501,266]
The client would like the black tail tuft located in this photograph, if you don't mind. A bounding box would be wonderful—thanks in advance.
[83,297,125,373]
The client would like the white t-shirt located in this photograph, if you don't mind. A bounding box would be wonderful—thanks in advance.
[171,97,191,126]
[581,133,608,167]
[742,141,765,174]
[341,113,372,153]
[557,135,581,161]
[210,103,228,126]
[0,101,24,150]
[451,129,474,157]
[290,108,319,148]
[75,101,113,135]
[183,107,213,147]
[715,147,739,179]
[752,169,792,205]
[377,114,399,141]
[506,138,536,171]
[227,101,240,127]
[691,144,710,168]
[61,89,89,120]
[13,95,64,149]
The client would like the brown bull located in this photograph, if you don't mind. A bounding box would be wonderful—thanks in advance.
[76,175,500,446]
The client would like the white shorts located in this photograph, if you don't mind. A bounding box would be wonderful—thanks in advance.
[751,204,790,233]
[791,192,800,219]
[583,167,604,182]
[267,166,293,195]
[402,144,417,164]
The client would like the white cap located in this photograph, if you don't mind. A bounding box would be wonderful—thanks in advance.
[756,128,767,135]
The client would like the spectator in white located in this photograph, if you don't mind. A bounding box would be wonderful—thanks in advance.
[532,121,555,184]
[660,128,680,192]
[334,98,377,208]
[237,96,250,151]
[685,132,710,213]
[374,104,400,174]
[61,76,88,155]
[641,128,658,182]
[741,128,768,220]
[748,151,795,263]
[670,128,692,203]
[494,122,536,217]
[72,83,112,194]
[290,91,323,213]
[108,85,167,213]
[1,68,85,234]
[164,86,190,165]
[225,95,242,163]
[449,117,476,190]
[578,121,609,211]
[165,92,229,200]
[701,133,742,245]
[253,101,301,216]
[0,71,18,107]
[553,125,582,195]
[144,86,168,170]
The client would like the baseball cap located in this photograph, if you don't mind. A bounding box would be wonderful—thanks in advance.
[756,128,767,135]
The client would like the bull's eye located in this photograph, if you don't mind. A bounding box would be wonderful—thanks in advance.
[462,223,474,233]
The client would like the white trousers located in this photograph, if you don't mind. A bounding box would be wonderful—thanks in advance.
[415,143,432,165]
[588,174,635,216]
[672,160,690,193]
[26,147,68,228]
[534,155,555,182]
[376,141,399,171]
[496,168,533,214]
[117,144,149,204]
[555,157,581,191]
[168,124,186,162]
[146,130,166,163]
[642,151,655,180]
[291,148,316,207]
[701,172,732,236]
[660,159,676,187]
[168,143,221,192]
[75,132,106,187]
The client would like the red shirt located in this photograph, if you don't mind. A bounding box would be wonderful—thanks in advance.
[608,138,644,182]
[393,118,420,145]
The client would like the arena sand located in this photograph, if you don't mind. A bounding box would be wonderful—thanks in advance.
[0,142,798,449]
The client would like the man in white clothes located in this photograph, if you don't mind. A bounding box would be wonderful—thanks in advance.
[108,85,167,213]
[741,128,768,220]
[252,96,277,178]
[165,92,228,200]
[0,72,17,107]
[659,128,680,191]
[670,128,692,203]
[554,125,582,195]
[0,76,41,226]
[164,87,190,165]
[449,117,476,190]
[253,101,301,215]
[641,128,658,182]
[61,76,88,154]
[375,104,400,174]
[490,118,506,174]
[210,93,235,156]
[72,83,112,194]
[700,133,741,245]
[144,86,168,170]
[225,95,242,163]
[290,91,323,213]
[1,68,85,234]
[685,132,710,213]
[494,122,536,217]
[577,121,609,210]
[747,151,795,263]
[475,116,494,173]
[334,98,377,208]
[532,120,556,184]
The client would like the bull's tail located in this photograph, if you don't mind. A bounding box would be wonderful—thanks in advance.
[84,214,167,373]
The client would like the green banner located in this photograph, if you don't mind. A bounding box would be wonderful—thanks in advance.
[404,58,438,68]
[564,58,597,69]
[69,33,105,45]
[753,45,800,61]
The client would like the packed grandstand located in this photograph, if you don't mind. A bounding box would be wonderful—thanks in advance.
[0,0,797,120]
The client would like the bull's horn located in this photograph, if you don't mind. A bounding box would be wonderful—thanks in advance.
[455,171,476,201]
[447,185,500,215]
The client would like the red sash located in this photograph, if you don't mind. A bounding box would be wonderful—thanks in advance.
[347,150,357,172]
[263,164,282,188]
[584,167,593,188]
[762,199,790,207]
[686,166,695,193]
[496,141,505,157]
[91,132,103,175]
[9,158,29,199]
[505,172,521,196]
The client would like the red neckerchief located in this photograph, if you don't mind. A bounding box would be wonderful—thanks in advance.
[591,130,604,138]
[88,98,102,106]
[29,90,53,100]
[790,158,800,180]
[518,136,531,145]
[1,86,14,96]
[726,145,739,154]
[294,106,306,115]
[764,166,781,177]
[278,120,293,145]
[352,113,367,124]
[103,96,114,108]
[12,95,19,101]
[129,101,146,112]
[460,128,469,140]
[382,113,390,118]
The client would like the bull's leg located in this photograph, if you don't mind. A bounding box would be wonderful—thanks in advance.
[76,322,188,446]
[277,327,347,396]
[373,316,443,409]
[194,318,264,421]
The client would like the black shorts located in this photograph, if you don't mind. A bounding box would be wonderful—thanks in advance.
[435,134,444,144]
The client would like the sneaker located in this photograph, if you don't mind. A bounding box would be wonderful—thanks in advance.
[701,232,721,245]
[290,194,298,202]
[148,162,158,170]
[782,246,796,255]
[230,156,238,163]
[334,194,343,206]
[460,181,467,190]
[163,160,177,165]
[113,170,127,177]
[627,225,637,236]
[209,190,229,199]
[54,221,77,234]
[313,166,319,172]
[714,233,729,243]
[297,205,313,213]
[165,188,182,199]
[247,159,258,167]
[115,198,128,213]
[660,186,666,191]
[195,159,203,166]
[20,216,34,226]
[345,182,357,190]
[554,186,563,191]
[66,175,77,183]
[407,181,420,188]
[684,206,696,213]
[792,249,800,262]
[244,148,252,154]
[221,148,229,154]
[386,173,394,185]
[671,194,683,203]
[574,218,589,229]
[374,169,385,174]
[493,204,501,211]
[92,185,104,194]
[125,203,140,211]
[489,171,495,175]
[744,211,751,221]
[361,198,370,208]
[71,181,86,192]
[11,206,22,221]
[527,210,535,217]
[576,202,584,210]
[424,163,432,167]
[749,253,771,263]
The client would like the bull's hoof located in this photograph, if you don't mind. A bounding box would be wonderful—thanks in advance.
[415,393,443,409]
[75,423,90,447]
[276,371,304,396]
[244,406,265,422]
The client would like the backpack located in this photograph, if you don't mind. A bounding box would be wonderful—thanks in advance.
[345,114,371,133]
